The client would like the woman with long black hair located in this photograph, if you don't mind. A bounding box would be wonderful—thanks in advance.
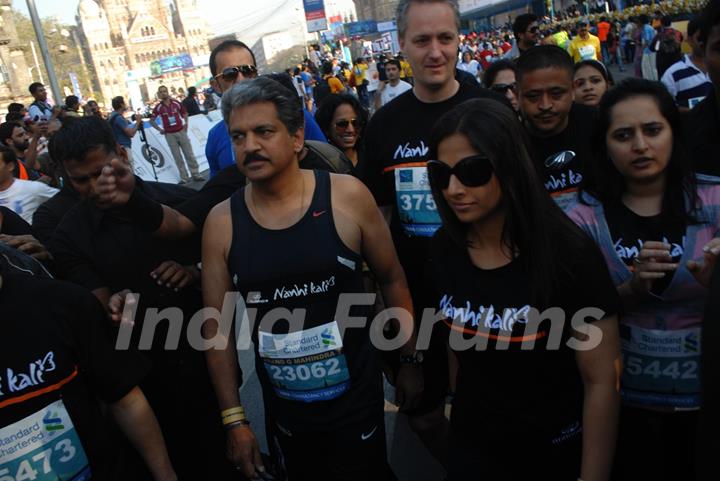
[565,78,720,480]
[425,98,621,481]
[314,94,368,178]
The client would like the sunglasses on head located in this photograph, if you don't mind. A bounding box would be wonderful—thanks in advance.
[427,156,494,189]
[490,82,516,94]
[334,118,362,130]
[215,65,258,82]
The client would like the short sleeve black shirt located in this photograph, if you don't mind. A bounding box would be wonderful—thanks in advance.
[427,228,619,449]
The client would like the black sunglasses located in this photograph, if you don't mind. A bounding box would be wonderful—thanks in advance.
[427,156,494,189]
[529,26,539,33]
[490,82,516,94]
[334,118,362,130]
[215,65,257,82]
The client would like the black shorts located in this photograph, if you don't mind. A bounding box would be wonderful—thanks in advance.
[271,414,396,481]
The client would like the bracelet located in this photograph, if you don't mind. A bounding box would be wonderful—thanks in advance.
[220,406,245,418]
[222,413,248,425]
[224,419,251,431]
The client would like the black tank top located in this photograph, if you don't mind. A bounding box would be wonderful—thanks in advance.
[228,170,382,433]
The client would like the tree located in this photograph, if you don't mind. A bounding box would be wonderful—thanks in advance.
[12,11,100,102]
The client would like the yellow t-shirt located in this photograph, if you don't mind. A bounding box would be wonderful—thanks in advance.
[399,59,413,78]
[325,75,344,94]
[568,34,601,63]
[354,63,368,83]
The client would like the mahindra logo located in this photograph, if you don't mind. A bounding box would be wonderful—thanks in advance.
[544,150,576,170]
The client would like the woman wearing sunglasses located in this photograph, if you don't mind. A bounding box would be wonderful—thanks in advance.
[565,78,720,480]
[425,98,621,481]
[314,94,368,178]
[482,59,518,111]
[573,60,612,107]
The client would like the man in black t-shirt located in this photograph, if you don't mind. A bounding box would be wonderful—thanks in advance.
[363,0,508,464]
[0,260,176,481]
[516,45,597,207]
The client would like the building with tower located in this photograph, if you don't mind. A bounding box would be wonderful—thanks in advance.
[354,0,400,22]
[77,0,211,108]
[0,0,32,106]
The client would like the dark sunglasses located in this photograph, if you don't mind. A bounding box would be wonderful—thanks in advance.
[334,118,362,130]
[427,156,494,189]
[490,82,516,94]
[215,65,257,82]
[528,26,539,33]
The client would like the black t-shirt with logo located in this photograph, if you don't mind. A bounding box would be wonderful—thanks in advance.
[363,83,508,304]
[525,102,597,197]
[605,201,686,294]
[427,228,619,464]
[0,272,147,479]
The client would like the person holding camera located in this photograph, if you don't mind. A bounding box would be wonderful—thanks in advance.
[109,96,139,166]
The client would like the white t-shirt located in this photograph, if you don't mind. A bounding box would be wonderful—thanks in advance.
[0,179,58,224]
[457,59,481,77]
[379,80,413,108]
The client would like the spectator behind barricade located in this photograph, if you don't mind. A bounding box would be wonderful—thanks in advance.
[0,120,47,182]
[662,17,712,112]
[63,95,81,118]
[483,59,518,111]
[315,93,367,177]
[109,96,139,166]
[151,85,203,184]
[573,59,611,107]
[0,144,57,224]
[457,50,481,83]
[181,86,203,116]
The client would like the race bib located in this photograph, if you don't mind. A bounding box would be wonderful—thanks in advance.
[579,45,597,60]
[0,400,91,481]
[258,321,350,403]
[393,166,441,237]
[167,114,178,127]
[620,326,701,410]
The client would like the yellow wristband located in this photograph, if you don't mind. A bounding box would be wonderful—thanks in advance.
[220,407,245,418]
[222,413,248,425]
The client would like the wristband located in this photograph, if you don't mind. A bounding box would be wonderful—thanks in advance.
[224,419,251,431]
[127,187,163,232]
[221,407,245,418]
[222,414,248,425]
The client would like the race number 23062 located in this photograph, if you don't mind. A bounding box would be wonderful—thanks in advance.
[399,193,436,212]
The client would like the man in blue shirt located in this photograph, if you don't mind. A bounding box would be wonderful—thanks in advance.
[205,40,326,178]
[108,96,139,165]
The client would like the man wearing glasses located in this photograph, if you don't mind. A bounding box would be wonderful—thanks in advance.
[205,40,326,178]
[503,13,539,60]
[151,85,203,184]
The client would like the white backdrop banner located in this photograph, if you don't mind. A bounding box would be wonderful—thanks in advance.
[131,110,224,183]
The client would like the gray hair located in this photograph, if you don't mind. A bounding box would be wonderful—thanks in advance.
[396,0,461,39]
[221,77,303,134]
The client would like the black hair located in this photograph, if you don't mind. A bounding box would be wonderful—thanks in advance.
[688,18,700,38]
[28,82,43,95]
[662,16,672,27]
[0,144,17,166]
[515,45,574,83]
[698,0,720,46]
[209,40,257,76]
[580,78,700,227]
[512,13,537,38]
[483,59,516,88]
[0,121,21,146]
[428,98,592,304]
[577,21,589,28]
[5,112,23,124]
[111,96,125,110]
[386,58,402,70]
[7,103,24,113]
[639,14,650,24]
[322,61,334,75]
[264,72,304,110]
[574,59,610,81]
[65,95,79,109]
[314,94,368,148]
[48,116,117,165]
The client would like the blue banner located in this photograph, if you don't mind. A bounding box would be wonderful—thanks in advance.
[344,21,378,37]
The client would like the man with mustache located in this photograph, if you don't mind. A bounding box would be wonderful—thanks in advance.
[517,45,597,204]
